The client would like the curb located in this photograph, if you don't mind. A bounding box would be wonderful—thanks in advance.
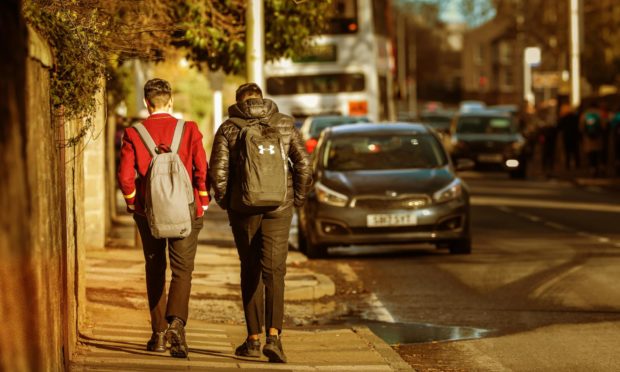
[353,326,415,371]
[285,272,336,301]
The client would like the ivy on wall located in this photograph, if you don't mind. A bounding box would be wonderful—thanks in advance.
[23,2,110,147]
[23,0,176,148]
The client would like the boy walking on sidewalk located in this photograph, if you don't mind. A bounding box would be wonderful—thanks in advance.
[118,78,209,358]
[209,83,312,363]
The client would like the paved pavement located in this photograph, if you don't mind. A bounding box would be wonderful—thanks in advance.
[71,206,412,371]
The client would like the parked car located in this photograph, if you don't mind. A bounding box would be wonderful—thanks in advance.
[297,123,472,258]
[488,104,519,117]
[450,110,527,178]
[300,115,370,154]
[459,100,486,113]
[419,109,456,134]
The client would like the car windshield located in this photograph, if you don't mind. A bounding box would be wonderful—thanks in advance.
[310,117,370,138]
[456,116,515,134]
[323,133,447,171]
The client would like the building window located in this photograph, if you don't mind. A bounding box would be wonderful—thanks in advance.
[502,68,514,89]
[498,41,513,65]
[475,45,484,66]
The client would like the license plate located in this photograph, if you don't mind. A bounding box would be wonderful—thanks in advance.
[478,153,503,163]
[367,213,418,227]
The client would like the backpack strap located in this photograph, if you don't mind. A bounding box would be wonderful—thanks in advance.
[228,117,251,129]
[132,123,158,157]
[170,119,186,154]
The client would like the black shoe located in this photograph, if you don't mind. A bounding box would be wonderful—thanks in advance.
[263,335,287,363]
[146,331,166,352]
[166,318,188,358]
[234,338,261,358]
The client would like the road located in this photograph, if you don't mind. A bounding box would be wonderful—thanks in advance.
[312,172,620,371]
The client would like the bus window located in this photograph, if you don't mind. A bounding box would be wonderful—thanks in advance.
[266,74,366,95]
[326,0,358,34]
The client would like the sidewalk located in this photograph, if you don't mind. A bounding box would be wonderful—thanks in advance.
[71,206,412,371]
[529,142,620,192]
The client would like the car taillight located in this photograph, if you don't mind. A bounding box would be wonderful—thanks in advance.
[305,138,318,153]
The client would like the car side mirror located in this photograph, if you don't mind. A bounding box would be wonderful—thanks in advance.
[455,158,475,171]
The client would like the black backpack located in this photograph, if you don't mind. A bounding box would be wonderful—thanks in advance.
[228,113,288,212]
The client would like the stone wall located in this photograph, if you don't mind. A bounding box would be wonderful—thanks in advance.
[83,84,107,249]
[0,1,69,370]
[61,115,87,364]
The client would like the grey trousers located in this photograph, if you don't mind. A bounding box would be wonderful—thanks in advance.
[228,207,293,336]
[134,213,203,332]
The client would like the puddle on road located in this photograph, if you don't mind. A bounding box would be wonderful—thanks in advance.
[363,320,492,345]
[329,319,491,344]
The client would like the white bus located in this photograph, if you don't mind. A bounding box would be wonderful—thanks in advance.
[264,0,395,123]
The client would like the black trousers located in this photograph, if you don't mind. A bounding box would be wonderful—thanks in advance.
[134,214,203,332]
[228,207,293,336]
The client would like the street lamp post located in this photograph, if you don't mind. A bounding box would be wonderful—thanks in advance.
[569,0,581,107]
[523,47,541,105]
[246,0,265,87]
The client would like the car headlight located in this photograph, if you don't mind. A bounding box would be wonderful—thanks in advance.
[315,182,349,207]
[433,179,463,204]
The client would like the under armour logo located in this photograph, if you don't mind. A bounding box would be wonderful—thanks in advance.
[258,145,275,155]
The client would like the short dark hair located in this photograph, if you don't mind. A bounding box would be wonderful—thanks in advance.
[235,83,263,102]
[144,78,172,108]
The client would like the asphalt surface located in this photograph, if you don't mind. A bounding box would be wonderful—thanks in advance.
[313,171,620,371]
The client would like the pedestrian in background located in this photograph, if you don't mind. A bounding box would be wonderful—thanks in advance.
[118,78,210,358]
[539,102,558,177]
[610,106,620,175]
[580,102,607,177]
[209,83,312,363]
[557,103,581,171]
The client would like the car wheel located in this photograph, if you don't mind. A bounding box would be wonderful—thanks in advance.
[297,225,307,253]
[448,238,471,254]
[306,243,328,259]
[298,225,327,258]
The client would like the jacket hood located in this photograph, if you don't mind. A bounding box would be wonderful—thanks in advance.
[228,98,279,122]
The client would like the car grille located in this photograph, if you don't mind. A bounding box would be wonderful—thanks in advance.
[353,195,431,210]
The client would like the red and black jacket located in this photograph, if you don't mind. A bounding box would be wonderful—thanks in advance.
[118,112,209,217]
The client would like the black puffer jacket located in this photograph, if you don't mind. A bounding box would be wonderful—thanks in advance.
[209,98,313,211]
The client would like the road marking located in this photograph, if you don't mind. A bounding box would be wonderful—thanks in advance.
[577,231,596,239]
[472,196,620,213]
[597,237,611,243]
[366,293,396,323]
[544,221,569,231]
[523,214,541,222]
[533,265,584,298]
[585,186,604,193]
[614,242,620,248]
[496,206,513,213]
